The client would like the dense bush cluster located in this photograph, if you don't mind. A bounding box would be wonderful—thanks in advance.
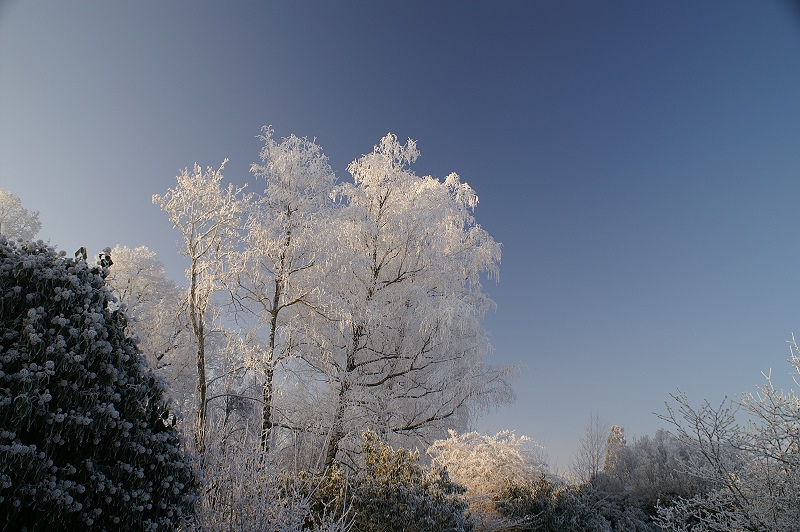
[350,431,472,532]
[0,239,196,530]
[655,354,800,530]
[497,474,654,531]
[195,429,472,531]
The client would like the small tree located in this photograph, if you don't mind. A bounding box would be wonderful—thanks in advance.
[0,240,196,530]
[570,413,610,484]
[602,425,628,482]
[0,188,41,241]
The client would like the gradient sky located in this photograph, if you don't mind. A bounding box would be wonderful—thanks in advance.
[2,1,800,469]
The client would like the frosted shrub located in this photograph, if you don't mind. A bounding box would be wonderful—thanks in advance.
[427,430,546,528]
[195,421,352,531]
[496,475,655,531]
[0,239,196,530]
[351,431,473,532]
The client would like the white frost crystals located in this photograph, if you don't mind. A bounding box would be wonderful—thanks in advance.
[656,346,800,530]
[153,129,516,471]
[0,189,41,242]
[320,133,510,467]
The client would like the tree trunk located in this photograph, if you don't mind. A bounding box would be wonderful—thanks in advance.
[261,278,283,453]
[324,325,361,468]
[325,378,348,468]
[189,260,207,454]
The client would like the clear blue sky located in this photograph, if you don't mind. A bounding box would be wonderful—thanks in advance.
[2,0,800,469]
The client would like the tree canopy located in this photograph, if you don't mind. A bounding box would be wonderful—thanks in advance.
[0,189,41,242]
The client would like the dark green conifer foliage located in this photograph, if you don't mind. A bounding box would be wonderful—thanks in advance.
[0,239,196,530]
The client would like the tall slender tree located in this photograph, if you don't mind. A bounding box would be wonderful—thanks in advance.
[234,127,337,452]
[153,161,246,451]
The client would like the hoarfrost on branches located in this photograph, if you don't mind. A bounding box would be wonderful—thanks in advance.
[153,161,247,451]
[233,127,337,452]
[319,133,513,467]
[106,245,195,418]
[656,348,800,531]
[0,188,41,242]
[153,129,515,471]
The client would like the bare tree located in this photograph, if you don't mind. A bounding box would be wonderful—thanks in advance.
[570,413,610,483]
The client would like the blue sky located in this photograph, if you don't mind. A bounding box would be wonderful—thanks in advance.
[2,1,800,469]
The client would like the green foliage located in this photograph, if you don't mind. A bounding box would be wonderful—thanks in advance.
[351,430,473,532]
[279,463,353,530]
[0,239,196,530]
[496,474,656,532]
[275,432,474,531]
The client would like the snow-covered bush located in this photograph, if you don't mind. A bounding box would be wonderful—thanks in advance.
[596,428,710,514]
[496,474,656,532]
[0,239,196,530]
[195,420,352,531]
[195,428,471,531]
[351,431,473,532]
[282,464,352,531]
[427,430,546,527]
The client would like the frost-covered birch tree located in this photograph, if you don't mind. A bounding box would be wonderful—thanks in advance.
[153,161,246,451]
[321,134,514,468]
[0,188,41,241]
[150,130,515,474]
[233,127,337,453]
[105,245,195,417]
